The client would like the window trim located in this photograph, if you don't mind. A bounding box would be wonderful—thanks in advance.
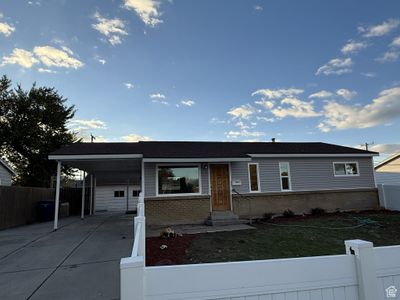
[248,163,261,193]
[279,162,292,191]
[155,164,202,197]
[333,161,360,177]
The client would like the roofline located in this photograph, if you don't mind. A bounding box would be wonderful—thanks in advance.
[48,154,143,160]
[0,158,16,176]
[249,153,378,158]
[375,153,400,169]
[142,157,251,163]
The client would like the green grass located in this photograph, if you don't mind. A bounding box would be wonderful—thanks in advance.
[185,211,400,264]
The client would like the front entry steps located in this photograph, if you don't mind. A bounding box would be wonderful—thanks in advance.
[205,211,247,226]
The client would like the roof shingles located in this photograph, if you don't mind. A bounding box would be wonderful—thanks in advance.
[51,141,377,158]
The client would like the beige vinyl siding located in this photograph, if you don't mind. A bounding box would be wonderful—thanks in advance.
[376,157,400,172]
[0,164,12,186]
[231,157,375,194]
[95,185,139,212]
[144,163,209,197]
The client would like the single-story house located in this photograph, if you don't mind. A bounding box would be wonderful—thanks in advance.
[0,158,16,186]
[49,141,379,226]
[375,153,400,185]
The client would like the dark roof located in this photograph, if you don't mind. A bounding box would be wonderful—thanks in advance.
[51,141,377,158]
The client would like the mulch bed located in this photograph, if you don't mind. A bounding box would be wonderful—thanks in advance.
[146,234,195,266]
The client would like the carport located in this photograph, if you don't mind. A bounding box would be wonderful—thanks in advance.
[48,153,144,230]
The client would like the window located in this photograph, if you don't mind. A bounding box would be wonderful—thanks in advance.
[132,190,140,197]
[157,166,200,195]
[114,190,125,197]
[279,162,291,191]
[248,163,260,192]
[333,162,359,176]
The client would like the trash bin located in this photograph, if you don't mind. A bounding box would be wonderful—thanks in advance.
[36,201,55,222]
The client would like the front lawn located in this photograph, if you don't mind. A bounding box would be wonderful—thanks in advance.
[146,211,400,266]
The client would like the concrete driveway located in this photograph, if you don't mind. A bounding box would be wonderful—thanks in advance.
[0,214,134,300]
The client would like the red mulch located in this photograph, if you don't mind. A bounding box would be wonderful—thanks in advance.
[146,234,195,266]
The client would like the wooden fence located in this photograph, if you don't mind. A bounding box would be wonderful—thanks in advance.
[0,186,87,230]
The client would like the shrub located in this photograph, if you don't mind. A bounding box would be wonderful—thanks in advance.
[311,208,326,215]
[263,213,275,220]
[283,209,295,218]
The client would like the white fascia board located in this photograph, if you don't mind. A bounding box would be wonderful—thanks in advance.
[248,153,378,158]
[48,154,143,161]
[143,157,251,163]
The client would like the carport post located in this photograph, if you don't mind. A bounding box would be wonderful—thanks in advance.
[81,171,86,219]
[89,174,93,215]
[54,161,61,230]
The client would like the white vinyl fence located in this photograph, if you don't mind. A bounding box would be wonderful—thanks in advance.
[120,194,400,300]
[378,184,400,211]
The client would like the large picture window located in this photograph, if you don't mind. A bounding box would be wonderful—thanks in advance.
[279,162,291,191]
[157,166,200,195]
[333,162,359,176]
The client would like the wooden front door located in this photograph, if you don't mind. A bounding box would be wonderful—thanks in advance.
[210,164,231,211]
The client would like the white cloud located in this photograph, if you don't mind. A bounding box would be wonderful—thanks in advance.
[341,40,368,54]
[318,87,400,132]
[97,58,106,65]
[316,58,353,76]
[255,100,274,109]
[225,130,265,139]
[370,144,400,155]
[2,46,83,70]
[210,117,227,124]
[180,99,195,106]
[360,19,400,38]
[69,119,107,129]
[336,89,357,100]
[309,90,333,99]
[123,0,163,27]
[254,5,263,11]
[122,133,152,142]
[227,104,257,119]
[33,46,83,69]
[124,82,134,89]
[38,68,57,74]
[391,36,400,48]
[1,48,39,68]
[252,88,303,99]
[256,116,275,123]
[150,93,168,105]
[0,19,15,37]
[271,98,321,118]
[150,93,166,99]
[92,12,128,45]
[317,122,330,133]
[376,50,400,62]
[361,72,376,78]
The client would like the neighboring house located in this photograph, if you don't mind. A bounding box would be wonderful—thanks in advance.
[0,158,16,186]
[49,141,379,225]
[375,153,400,185]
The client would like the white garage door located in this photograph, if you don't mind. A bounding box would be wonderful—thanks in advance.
[95,185,139,212]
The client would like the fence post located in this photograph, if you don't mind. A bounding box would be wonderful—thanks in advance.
[120,256,144,300]
[345,240,379,300]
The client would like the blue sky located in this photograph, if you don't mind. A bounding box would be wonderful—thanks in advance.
[1,0,400,160]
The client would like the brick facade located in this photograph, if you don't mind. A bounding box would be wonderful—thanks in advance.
[145,188,379,225]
